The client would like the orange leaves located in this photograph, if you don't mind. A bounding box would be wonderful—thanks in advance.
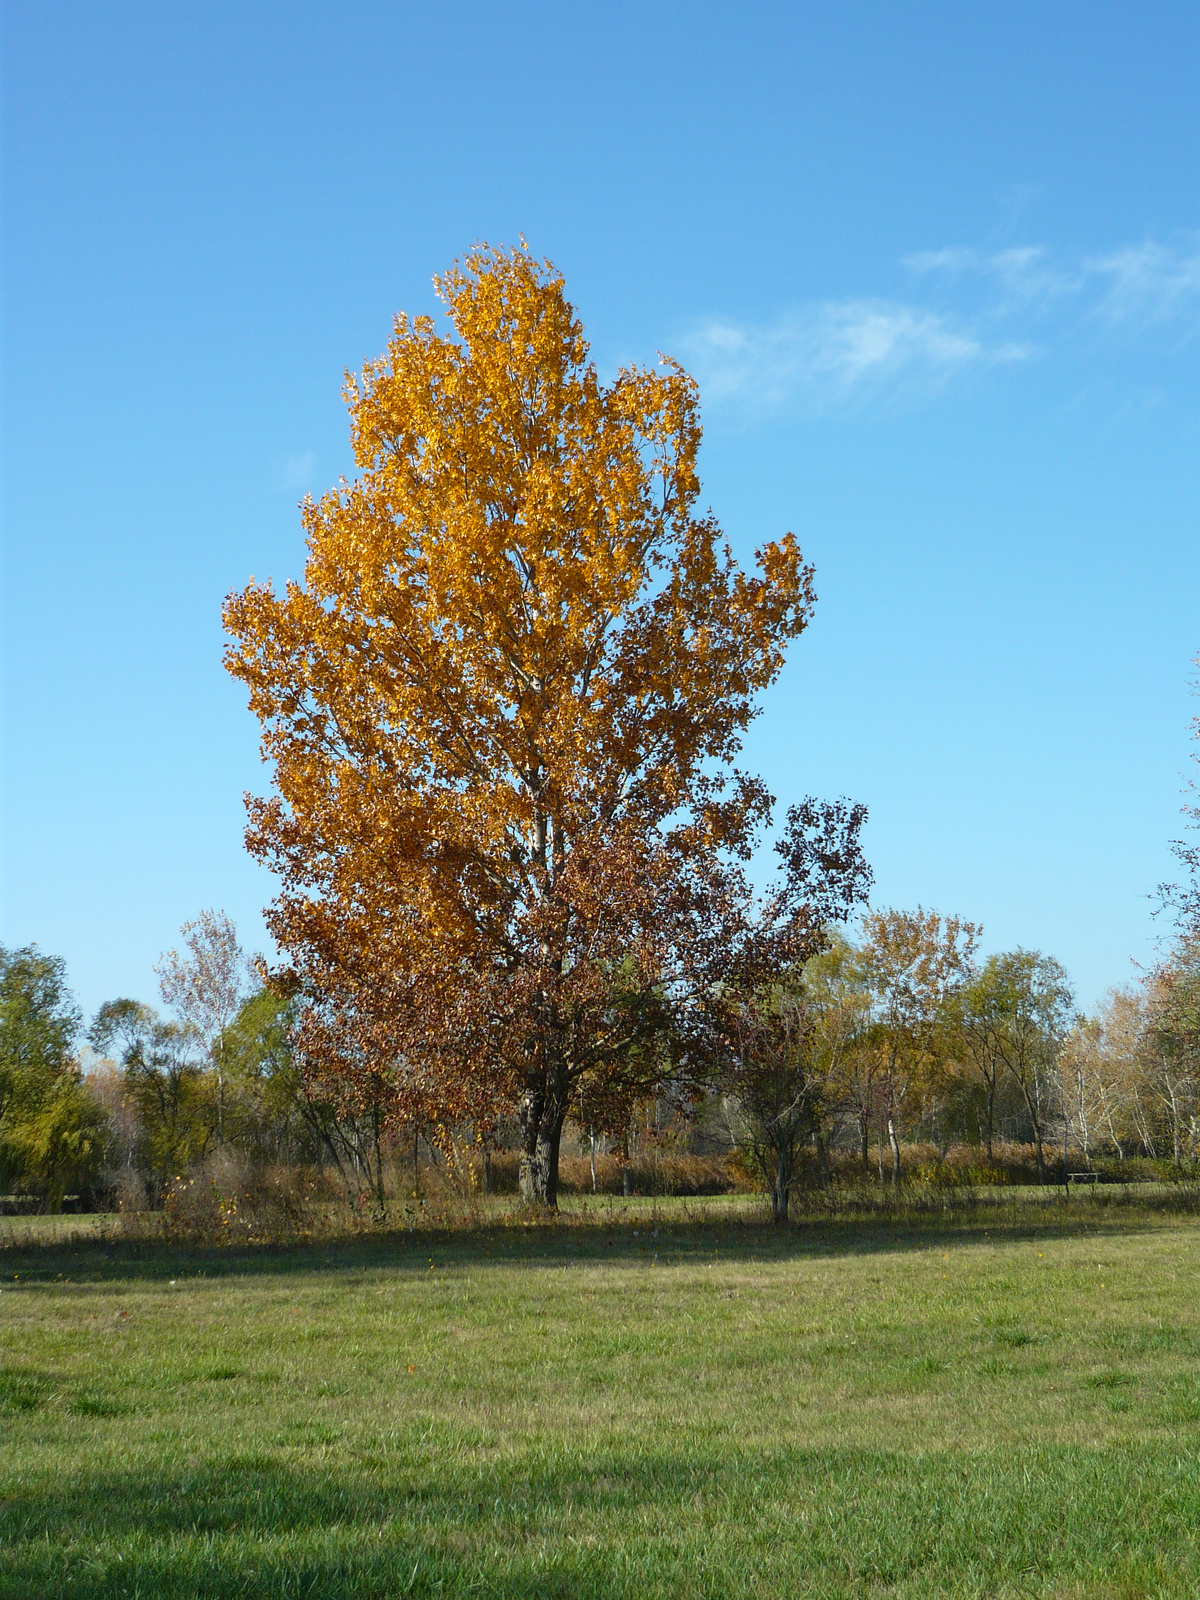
[222,243,816,1183]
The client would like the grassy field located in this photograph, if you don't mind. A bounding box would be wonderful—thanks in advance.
[2,1202,1199,1598]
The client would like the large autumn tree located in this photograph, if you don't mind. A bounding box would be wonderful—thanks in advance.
[224,244,816,1205]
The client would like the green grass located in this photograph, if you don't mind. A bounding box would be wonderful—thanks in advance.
[2,1206,1200,1597]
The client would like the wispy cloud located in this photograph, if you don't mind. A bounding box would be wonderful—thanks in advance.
[1086,241,1200,325]
[686,235,1198,418]
[684,300,1030,415]
[906,236,1200,325]
[904,245,1086,314]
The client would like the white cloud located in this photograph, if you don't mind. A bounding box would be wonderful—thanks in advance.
[906,236,1200,326]
[904,244,1081,307]
[904,246,984,276]
[1086,241,1200,326]
[687,234,1199,419]
[684,300,1030,415]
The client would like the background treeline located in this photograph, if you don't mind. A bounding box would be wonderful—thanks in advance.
[2,905,1197,1219]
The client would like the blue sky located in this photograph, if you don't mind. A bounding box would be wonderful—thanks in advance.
[2,0,1197,1023]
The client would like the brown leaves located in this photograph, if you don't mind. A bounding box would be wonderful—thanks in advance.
[222,243,817,1158]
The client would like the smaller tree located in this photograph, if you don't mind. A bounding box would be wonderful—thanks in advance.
[1144,942,1200,1165]
[90,1001,214,1200]
[156,911,254,1149]
[710,798,872,1224]
[0,946,106,1208]
[224,988,313,1164]
[952,957,1023,1161]
[722,987,813,1223]
[1063,986,1150,1162]
[984,950,1075,1182]
[802,933,873,1176]
[859,910,979,1185]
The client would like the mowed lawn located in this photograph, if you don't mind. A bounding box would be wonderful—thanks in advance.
[2,1210,1200,1598]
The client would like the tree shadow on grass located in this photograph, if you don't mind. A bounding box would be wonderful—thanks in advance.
[2,1439,1197,1599]
[1,1191,1193,1287]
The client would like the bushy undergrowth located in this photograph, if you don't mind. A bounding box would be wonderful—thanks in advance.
[783,1177,1200,1224]
[810,1140,1199,1189]
[60,1150,1195,1253]
[443,1140,1200,1199]
[33,1127,1196,1251]
[112,1160,336,1245]
[483,1149,755,1197]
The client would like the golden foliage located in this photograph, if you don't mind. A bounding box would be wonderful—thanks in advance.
[224,244,814,1201]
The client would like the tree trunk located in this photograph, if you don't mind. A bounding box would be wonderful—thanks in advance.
[1014,1075,1047,1184]
[1165,1080,1181,1165]
[859,1110,870,1173]
[373,1108,386,1215]
[985,1076,995,1162]
[815,1123,830,1186]
[888,1113,902,1187]
[518,1077,567,1208]
[771,1146,790,1226]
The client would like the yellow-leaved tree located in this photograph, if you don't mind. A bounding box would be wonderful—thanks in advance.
[223,244,816,1205]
